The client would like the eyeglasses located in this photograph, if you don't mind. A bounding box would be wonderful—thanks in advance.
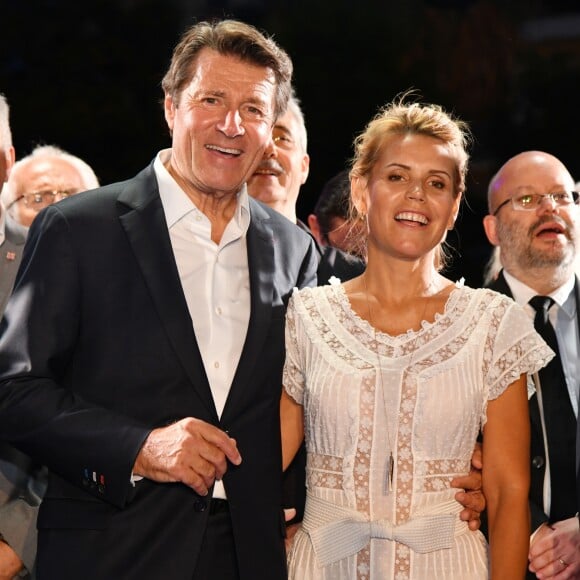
[7,190,76,210]
[492,190,580,216]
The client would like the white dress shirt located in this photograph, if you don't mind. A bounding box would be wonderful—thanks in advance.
[154,150,251,499]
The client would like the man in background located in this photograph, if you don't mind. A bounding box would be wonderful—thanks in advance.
[4,144,98,227]
[307,168,365,260]
[0,95,26,316]
[247,93,365,285]
[0,94,36,580]
[483,151,580,579]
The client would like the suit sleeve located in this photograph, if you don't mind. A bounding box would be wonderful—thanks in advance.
[0,206,151,509]
[296,237,318,290]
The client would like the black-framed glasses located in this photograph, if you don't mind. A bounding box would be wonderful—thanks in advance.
[492,190,580,216]
[7,190,76,210]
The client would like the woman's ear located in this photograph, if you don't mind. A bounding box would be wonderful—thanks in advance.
[351,176,368,216]
[447,191,462,230]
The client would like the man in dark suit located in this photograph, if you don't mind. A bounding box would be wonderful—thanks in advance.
[0,20,317,580]
[483,151,580,579]
[0,93,38,580]
[0,206,37,580]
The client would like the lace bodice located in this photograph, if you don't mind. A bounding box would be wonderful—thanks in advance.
[283,282,553,580]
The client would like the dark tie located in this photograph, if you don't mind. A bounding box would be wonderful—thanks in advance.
[529,296,577,521]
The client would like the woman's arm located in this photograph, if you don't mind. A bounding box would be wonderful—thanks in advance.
[483,373,530,580]
[280,389,304,471]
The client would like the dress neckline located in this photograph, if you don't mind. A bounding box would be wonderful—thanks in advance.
[330,279,465,343]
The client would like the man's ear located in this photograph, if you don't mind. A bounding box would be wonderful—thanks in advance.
[482,214,500,246]
[350,176,368,216]
[4,146,15,182]
[164,95,176,134]
[300,153,310,186]
[307,214,323,245]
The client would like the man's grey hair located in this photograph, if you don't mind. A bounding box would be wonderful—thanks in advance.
[0,94,13,152]
[286,92,308,153]
[3,145,99,209]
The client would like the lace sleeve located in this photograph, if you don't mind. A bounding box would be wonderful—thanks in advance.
[283,289,306,404]
[484,299,554,403]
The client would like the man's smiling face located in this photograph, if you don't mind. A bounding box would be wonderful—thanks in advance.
[164,48,277,200]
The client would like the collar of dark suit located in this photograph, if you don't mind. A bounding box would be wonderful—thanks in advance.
[117,160,160,211]
[491,269,580,324]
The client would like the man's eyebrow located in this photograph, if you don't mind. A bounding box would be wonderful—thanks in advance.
[194,89,225,97]
[273,123,291,134]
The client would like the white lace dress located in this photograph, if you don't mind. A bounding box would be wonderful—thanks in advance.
[283,282,553,580]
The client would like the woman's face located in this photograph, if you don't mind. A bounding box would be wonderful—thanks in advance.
[353,132,461,263]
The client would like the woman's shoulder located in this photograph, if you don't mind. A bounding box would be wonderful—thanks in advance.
[292,279,341,300]
[452,287,536,339]
[444,284,528,328]
[455,284,518,309]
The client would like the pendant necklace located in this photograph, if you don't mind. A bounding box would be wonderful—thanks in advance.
[362,274,434,494]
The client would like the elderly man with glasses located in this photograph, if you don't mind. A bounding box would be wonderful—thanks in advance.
[483,151,580,580]
[3,145,99,227]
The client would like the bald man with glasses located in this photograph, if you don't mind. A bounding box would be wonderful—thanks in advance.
[483,151,580,580]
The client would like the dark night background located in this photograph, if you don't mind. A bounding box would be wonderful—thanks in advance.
[3,0,580,285]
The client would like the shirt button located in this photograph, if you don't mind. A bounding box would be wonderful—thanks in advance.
[214,361,220,369]
[216,307,222,315]
[195,214,202,222]
[532,455,545,469]
[194,499,207,512]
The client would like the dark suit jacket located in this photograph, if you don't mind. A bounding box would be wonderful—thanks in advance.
[0,212,27,314]
[577,396,580,511]
[577,393,580,511]
[296,219,365,286]
[489,271,579,532]
[0,162,318,580]
[0,211,43,578]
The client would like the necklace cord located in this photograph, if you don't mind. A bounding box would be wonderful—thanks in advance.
[361,275,434,494]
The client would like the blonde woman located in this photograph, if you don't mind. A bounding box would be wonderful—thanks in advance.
[281,98,552,579]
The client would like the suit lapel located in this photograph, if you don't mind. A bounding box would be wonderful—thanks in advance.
[118,165,217,420]
[573,277,580,480]
[488,271,511,297]
[221,200,274,421]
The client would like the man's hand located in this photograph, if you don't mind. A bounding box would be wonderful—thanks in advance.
[450,442,485,531]
[283,509,300,553]
[133,417,241,496]
[528,518,580,579]
[0,540,24,580]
